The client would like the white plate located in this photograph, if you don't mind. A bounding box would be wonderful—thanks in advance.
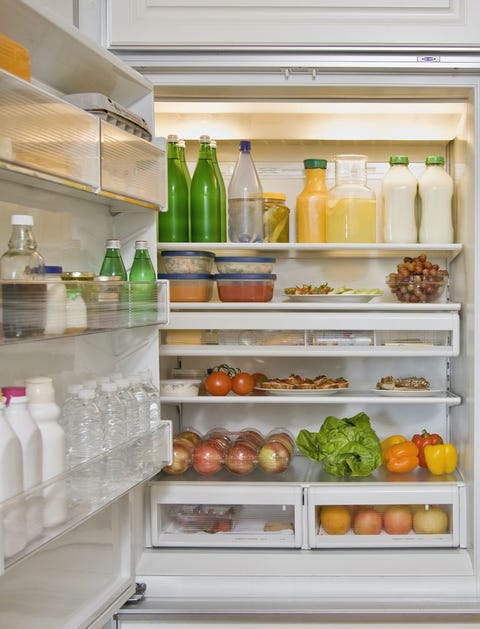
[371,388,443,397]
[254,387,345,396]
[285,293,380,303]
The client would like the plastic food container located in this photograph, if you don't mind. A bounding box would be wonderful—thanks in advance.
[215,256,276,274]
[171,368,205,379]
[160,250,215,274]
[160,379,201,397]
[215,273,277,302]
[385,274,447,303]
[158,273,214,302]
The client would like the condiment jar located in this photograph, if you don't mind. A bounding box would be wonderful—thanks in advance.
[326,154,377,243]
[262,192,290,242]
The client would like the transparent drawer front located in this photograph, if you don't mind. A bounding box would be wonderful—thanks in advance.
[307,484,463,549]
[0,69,99,188]
[150,482,303,548]
[100,120,164,206]
[0,279,169,342]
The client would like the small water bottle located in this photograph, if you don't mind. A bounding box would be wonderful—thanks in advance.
[227,140,263,243]
[138,369,160,429]
[59,383,83,456]
[68,388,104,466]
[128,375,150,433]
[2,386,43,542]
[115,378,141,438]
[99,239,127,280]
[96,382,127,450]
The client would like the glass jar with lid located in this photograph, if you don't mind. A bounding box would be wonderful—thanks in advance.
[326,154,377,243]
[262,192,290,242]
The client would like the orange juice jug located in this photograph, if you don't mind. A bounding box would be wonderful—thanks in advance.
[295,159,329,242]
[326,154,377,243]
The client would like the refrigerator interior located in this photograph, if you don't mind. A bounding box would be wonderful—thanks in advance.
[134,76,479,616]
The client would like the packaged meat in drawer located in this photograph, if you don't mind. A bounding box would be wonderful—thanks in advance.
[149,482,303,548]
[306,482,465,549]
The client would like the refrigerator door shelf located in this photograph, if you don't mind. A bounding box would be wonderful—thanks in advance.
[0,421,172,575]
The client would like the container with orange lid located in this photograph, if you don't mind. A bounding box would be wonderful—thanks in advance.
[0,34,31,81]
[262,192,290,242]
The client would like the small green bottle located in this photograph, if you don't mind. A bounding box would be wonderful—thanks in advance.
[99,239,127,280]
[128,240,157,325]
[210,139,227,242]
[190,134,221,242]
[158,135,189,243]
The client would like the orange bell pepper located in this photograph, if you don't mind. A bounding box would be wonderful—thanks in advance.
[384,440,419,473]
[381,434,407,461]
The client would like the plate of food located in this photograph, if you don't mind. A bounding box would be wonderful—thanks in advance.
[373,376,440,396]
[255,374,349,395]
[283,284,383,302]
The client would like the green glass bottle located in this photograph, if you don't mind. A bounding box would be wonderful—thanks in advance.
[190,134,221,242]
[210,139,227,242]
[158,135,189,243]
[177,139,192,240]
[128,240,157,325]
[99,239,127,280]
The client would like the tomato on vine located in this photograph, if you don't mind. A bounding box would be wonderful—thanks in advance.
[205,371,232,396]
[231,372,255,396]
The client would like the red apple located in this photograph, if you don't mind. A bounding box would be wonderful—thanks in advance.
[353,508,383,535]
[162,438,192,475]
[206,429,232,451]
[176,430,201,447]
[192,439,224,475]
[257,439,291,473]
[213,517,232,533]
[266,431,295,456]
[224,440,258,475]
[383,505,413,535]
[413,505,449,534]
[239,429,265,450]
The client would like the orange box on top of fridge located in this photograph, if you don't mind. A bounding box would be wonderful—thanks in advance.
[0,34,31,81]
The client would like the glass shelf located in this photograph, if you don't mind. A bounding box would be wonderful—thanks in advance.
[0,421,172,575]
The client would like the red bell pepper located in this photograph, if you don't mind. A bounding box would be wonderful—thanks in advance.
[412,429,443,468]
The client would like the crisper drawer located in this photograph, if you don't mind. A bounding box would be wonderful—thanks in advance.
[149,482,303,548]
[307,482,465,549]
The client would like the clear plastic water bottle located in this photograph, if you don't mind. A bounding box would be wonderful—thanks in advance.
[96,382,126,450]
[115,378,141,438]
[139,369,160,429]
[128,375,150,433]
[227,140,264,243]
[68,388,103,466]
[59,383,82,462]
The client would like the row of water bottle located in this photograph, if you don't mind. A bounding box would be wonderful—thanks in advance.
[60,369,160,468]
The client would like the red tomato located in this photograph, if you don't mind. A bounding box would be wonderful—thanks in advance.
[231,372,255,396]
[252,372,268,385]
[205,371,232,396]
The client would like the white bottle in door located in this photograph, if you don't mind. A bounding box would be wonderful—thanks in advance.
[2,386,43,542]
[25,377,67,528]
[0,399,26,558]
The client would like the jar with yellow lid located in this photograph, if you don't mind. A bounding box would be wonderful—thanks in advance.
[262,192,290,242]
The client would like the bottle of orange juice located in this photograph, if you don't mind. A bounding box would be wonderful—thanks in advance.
[326,154,376,243]
[295,159,329,242]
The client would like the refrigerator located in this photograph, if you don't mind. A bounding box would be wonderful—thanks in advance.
[1,1,480,627]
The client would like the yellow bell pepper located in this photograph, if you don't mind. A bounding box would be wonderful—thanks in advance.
[381,434,407,461]
[424,443,458,475]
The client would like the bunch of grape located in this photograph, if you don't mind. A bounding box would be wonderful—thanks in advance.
[387,254,449,303]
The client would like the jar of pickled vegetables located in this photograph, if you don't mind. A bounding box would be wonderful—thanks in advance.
[262,192,290,242]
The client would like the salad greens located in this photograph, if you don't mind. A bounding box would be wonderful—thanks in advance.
[296,412,382,477]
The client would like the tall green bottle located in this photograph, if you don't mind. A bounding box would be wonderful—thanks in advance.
[210,139,227,242]
[99,239,127,280]
[128,240,157,325]
[177,139,192,241]
[190,134,221,242]
[158,135,189,243]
